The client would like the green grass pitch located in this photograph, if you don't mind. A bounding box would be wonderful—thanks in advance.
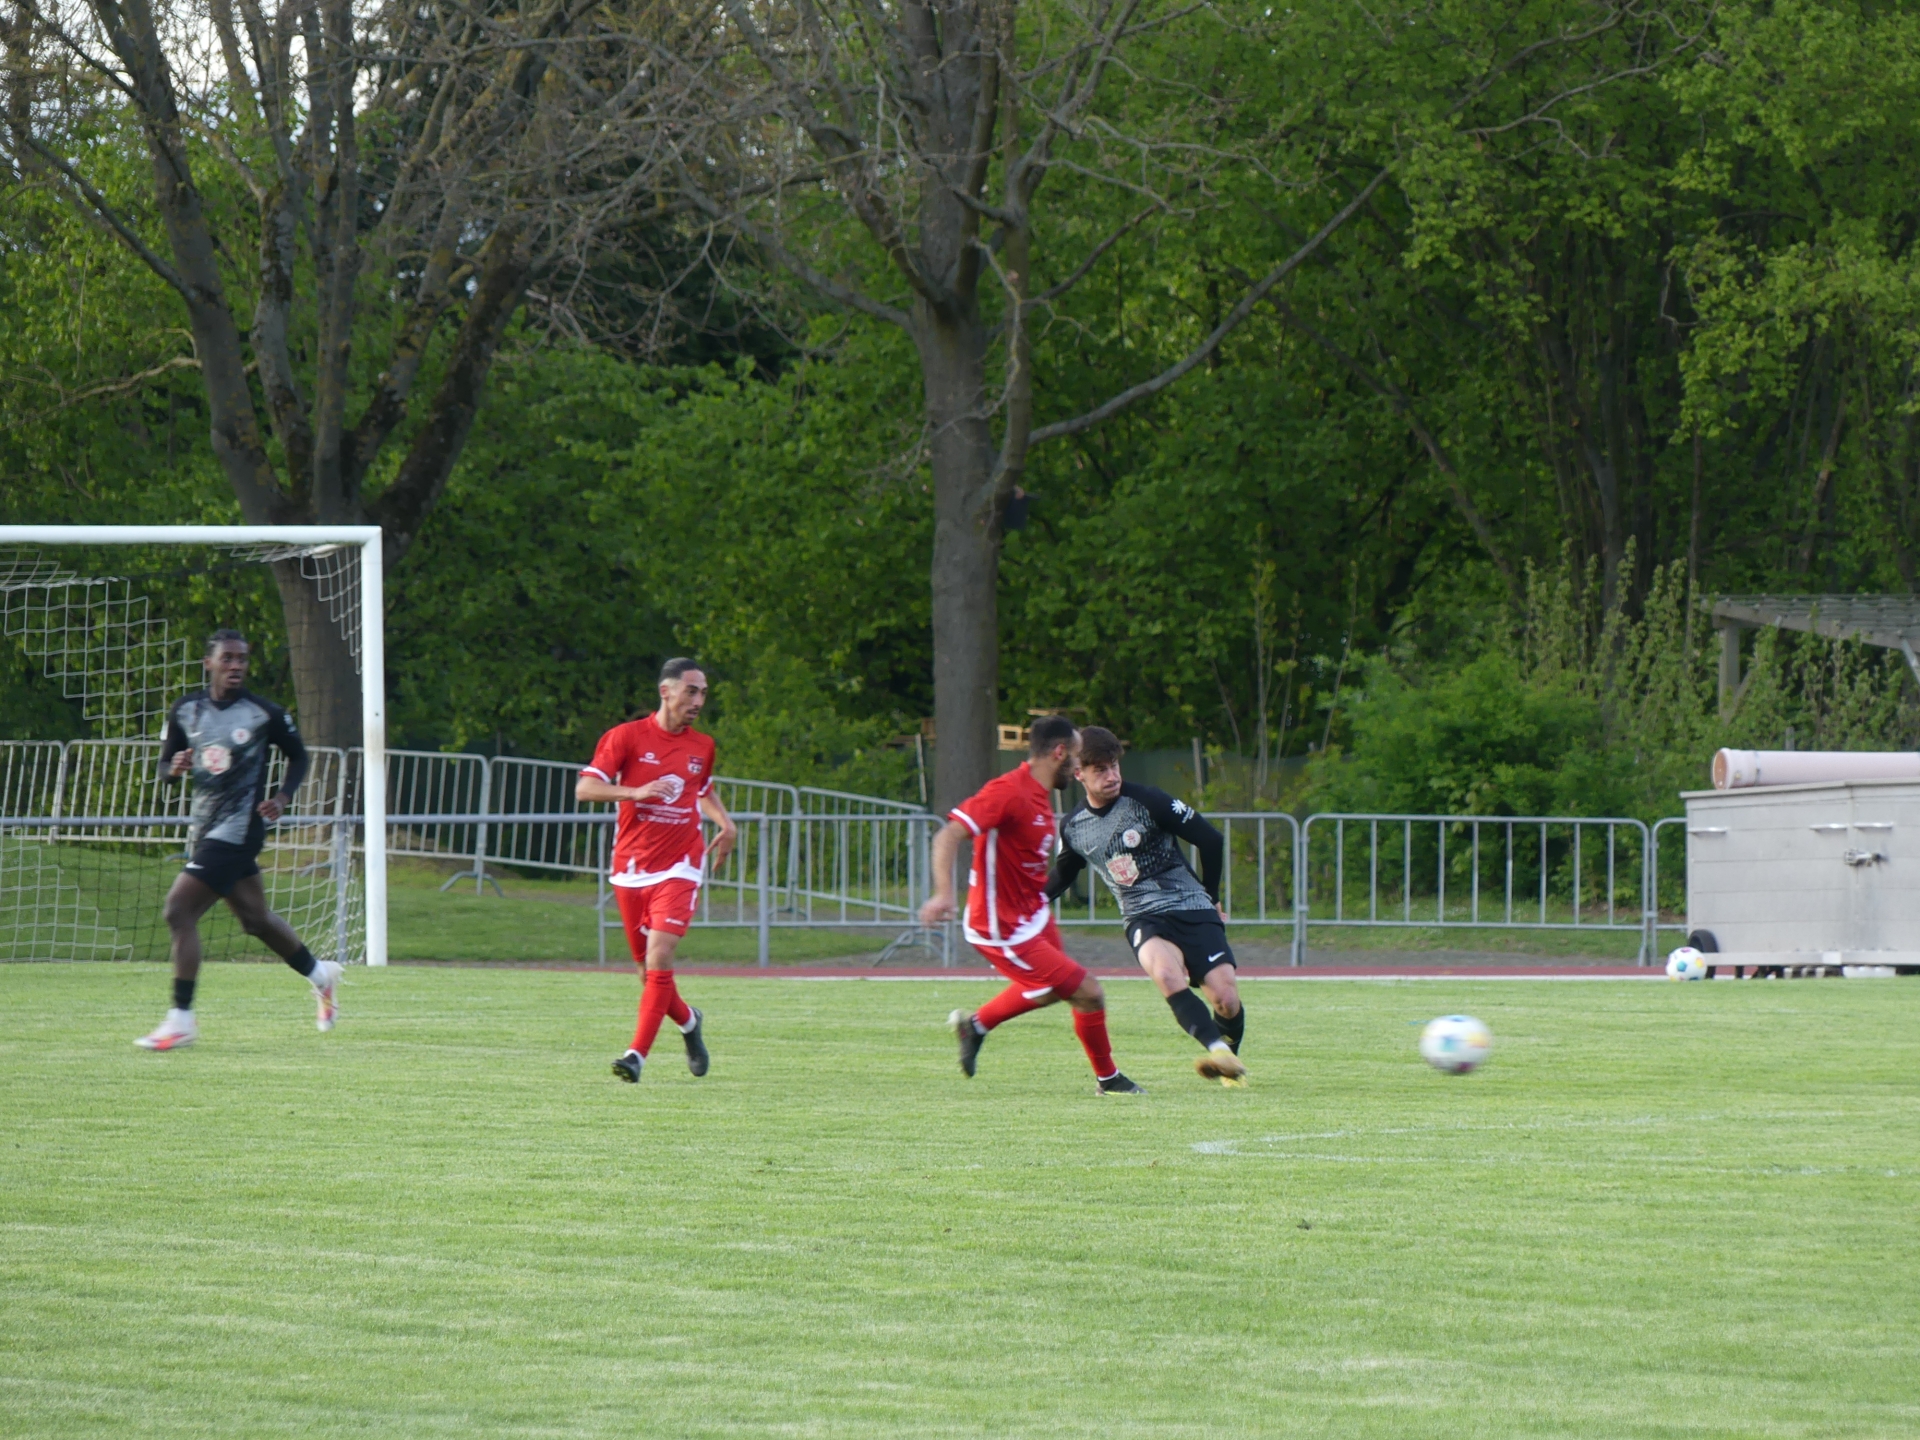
[1,965,1915,1437]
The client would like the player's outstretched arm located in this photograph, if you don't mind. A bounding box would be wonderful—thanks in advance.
[1044,847,1086,905]
[258,708,308,822]
[1147,787,1226,908]
[919,819,972,926]
[159,711,191,781]
[698,791,738,866]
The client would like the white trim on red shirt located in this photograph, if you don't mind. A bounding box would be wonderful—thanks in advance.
[962,904,1050,954]
[609,856,705,889]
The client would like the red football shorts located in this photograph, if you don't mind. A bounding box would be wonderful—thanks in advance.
[615,879,700,956]
[967,920,1089,1000]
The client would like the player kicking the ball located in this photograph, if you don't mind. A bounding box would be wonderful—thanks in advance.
[919,717,1143,1095]
[1047,727,1247,1086]
[135,630,342,1051]
[577,658,736,1085]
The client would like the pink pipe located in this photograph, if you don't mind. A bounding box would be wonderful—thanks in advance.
[1712,748,1920,790]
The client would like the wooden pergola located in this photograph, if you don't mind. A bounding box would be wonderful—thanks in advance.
[1710,594,1920,709]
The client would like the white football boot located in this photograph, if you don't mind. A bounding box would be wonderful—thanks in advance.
[135,1008,198,1051]
[312,960,343,1032]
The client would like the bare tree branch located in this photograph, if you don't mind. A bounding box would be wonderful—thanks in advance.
[1032,199,1162,303]
[1025,167,1390,447]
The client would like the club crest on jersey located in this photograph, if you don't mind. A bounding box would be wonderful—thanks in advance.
[655,775,686,803]
[199,743,232,776]
[687,757,703,775]
[1108,853,1140,885]
[1122,827,1142,848]
[231,727,251,745]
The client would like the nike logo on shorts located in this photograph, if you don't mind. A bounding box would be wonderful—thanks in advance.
[1207,951,1226,963]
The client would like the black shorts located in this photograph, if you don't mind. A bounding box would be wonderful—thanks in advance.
[181,837,263,896]
[1125,909,1235,986]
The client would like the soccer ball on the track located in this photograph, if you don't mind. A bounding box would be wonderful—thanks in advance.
[1666,946,1709,981]
[1419,1015,1492,1075]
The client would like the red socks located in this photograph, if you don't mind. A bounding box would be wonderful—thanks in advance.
[631,970,692,1056]
[976,986,1118,1079]
[976,983,1049,1032]
[1072,1009,1116,1079]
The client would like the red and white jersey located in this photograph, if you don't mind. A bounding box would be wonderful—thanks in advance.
[950,762,1058,946]
[581,714,717,888]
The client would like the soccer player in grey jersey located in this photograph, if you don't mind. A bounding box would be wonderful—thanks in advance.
[134,629,342,1050]
[1046,726,1248,1085]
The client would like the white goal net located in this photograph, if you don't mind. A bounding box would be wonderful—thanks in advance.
[0,526,387,966]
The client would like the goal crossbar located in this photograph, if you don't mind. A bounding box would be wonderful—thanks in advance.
[0,524,388,966]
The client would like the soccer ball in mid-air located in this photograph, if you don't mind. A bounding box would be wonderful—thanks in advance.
[1666,946,1709,981]
[1419,1015,1492,1074]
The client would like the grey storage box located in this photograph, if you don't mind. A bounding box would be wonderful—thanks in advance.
[1684,777,1920,971]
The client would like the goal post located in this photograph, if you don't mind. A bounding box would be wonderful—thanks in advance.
[0,524,388,967]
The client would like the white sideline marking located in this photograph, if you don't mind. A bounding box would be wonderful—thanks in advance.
[772,973,1666,982]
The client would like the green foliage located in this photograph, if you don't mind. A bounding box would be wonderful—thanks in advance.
[1313,550,1920,823]
[1308,652,1622,817]
[0,648,90,741]
[12,0,1920,809]
[699,648,914,798]
[384,330,924,790]
[574,322,930,725]
[383,346,677,757]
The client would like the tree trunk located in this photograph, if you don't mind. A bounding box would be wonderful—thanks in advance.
[917,302,1000,814]
[272,560,362,748]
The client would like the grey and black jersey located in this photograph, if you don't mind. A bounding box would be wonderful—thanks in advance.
[159,689,308,847]
[1047,782,1224,921]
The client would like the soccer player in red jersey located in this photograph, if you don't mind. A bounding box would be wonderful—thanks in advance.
[918,717,1144,1094]
[577,658,737,1084]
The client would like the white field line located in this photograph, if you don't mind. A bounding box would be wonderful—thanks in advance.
[772,973,1670,982]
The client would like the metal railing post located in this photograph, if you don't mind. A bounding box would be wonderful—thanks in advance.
[1293,817,1308,966]
[1647,816,1688,964]
[473,755,491,896]
[757,813,771,968]
[49,739,67,845]
[596,820,608,966]
[333,816,351,964]
[1641,846,1655,965]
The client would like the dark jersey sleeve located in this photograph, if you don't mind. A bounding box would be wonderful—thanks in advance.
[158,702,189,782]
[1044,844,1087,903]
[267,703,310,801]
[1137,785,1224,903]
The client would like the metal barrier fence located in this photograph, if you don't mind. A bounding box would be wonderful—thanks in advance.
[1648,816,1693,954]
[1299,813,1660,964]
[1051,812,1301,932]
[0,738,362,965]
[0,739,1690,965]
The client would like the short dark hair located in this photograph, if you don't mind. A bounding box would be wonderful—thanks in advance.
[1028,715,1077,757]
[1078,726,1123,767]
[660,657,704,683]
[204,628,248,656]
